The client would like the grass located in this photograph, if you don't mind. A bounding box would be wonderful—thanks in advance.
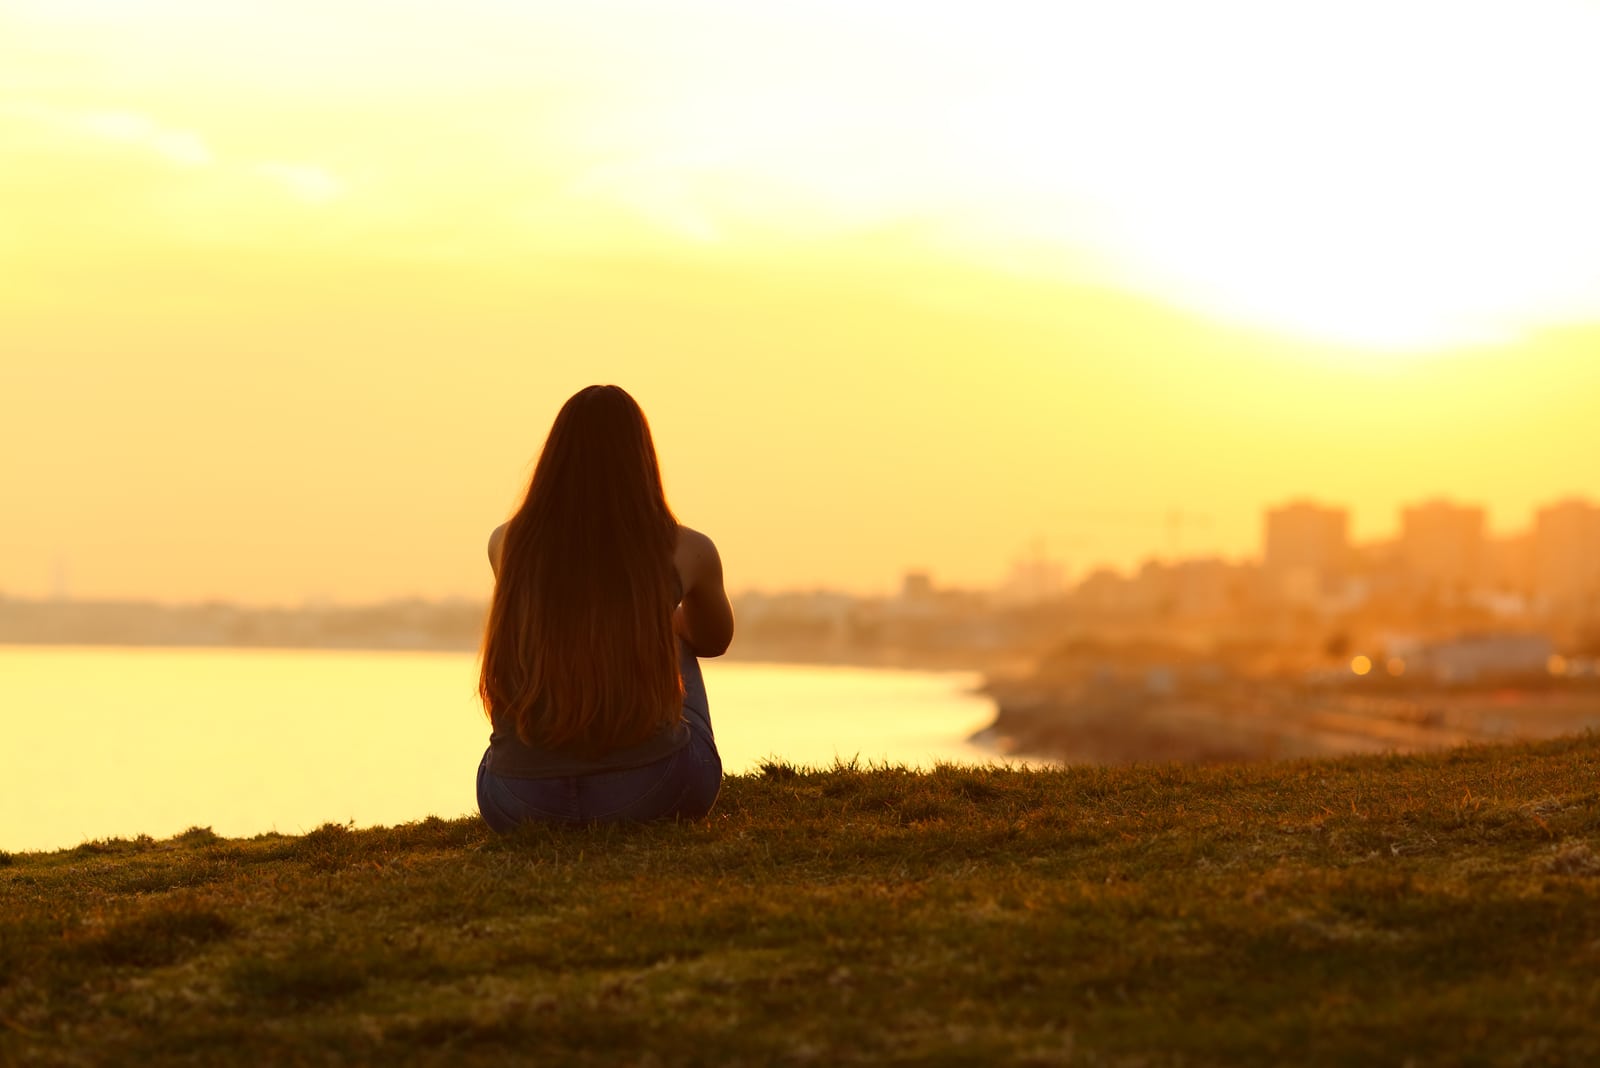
[3,735,1600,1066]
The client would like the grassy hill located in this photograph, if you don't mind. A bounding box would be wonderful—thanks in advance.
[4,734,1599,1066]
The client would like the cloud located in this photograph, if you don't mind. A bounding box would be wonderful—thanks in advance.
[3,100,346,211]
[253,161,344,205]
[73,110,215,167]
[2,102,215,167]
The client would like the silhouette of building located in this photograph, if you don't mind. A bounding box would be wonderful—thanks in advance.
[1403,632,1555,684]
[1532,499,1600,608]
[1399,499,1485,596]
[1119,557,1245,619]
[1263,501,1349,603]
[1482,533,1534,597]
[901,571,935,602]
[997,548,1066,606]
[1074,567,1131,615]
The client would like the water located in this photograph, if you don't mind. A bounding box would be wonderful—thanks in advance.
[0,646,1001,853]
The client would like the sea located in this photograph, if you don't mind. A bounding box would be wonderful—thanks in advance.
[0,646,1006,854]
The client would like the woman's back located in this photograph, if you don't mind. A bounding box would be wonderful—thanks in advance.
[475,385,733,827]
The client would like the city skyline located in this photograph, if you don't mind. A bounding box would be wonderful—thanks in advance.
[12,491,1598,609]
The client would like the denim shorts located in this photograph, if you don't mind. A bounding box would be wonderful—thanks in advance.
[476,647,722,827]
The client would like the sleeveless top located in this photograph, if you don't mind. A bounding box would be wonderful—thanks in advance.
[485,573,691,780]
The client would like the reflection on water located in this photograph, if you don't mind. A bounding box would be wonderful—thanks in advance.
[0,646,1000,853]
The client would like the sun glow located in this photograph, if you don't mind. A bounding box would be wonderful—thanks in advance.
[5,1,1597,354]
[5,1,1600,602]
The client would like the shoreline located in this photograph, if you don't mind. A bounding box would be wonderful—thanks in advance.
[979,678,1600,765]
[0,637,997,673]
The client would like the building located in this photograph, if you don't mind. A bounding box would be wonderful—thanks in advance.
[1403,632,1555,685]
[900,571,935,602]
[1263,501,1349,603]
[1482,533,1533,596]
[1073,567,1132,615]
[1532,499,1600,608]
[997,549,1066,606]
[1399,499,1486,596]
[1126,557,1245,619]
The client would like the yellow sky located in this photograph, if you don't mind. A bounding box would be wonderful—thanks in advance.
[3,1,1599,603]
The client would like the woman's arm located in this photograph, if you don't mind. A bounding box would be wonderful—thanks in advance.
[674,526,734,657]
[487,523,508,581]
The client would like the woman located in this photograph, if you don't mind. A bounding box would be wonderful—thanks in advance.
[475,385,734,828]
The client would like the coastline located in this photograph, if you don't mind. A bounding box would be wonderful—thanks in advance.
[978,675,1600,765]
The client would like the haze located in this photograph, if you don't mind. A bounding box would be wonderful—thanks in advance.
[4,0,1599,605]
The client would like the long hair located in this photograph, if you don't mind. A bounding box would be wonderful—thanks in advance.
[479,385,683,754]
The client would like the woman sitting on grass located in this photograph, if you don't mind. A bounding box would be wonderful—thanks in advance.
[476,384,734,827]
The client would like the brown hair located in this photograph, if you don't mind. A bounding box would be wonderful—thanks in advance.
[479,385,683,754]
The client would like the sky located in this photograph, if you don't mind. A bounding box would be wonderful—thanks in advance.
[3,0,1599,604]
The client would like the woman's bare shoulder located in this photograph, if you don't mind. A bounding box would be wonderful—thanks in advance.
[674,524,724,583]
[675,523,717,556]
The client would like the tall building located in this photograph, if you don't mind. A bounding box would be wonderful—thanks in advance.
[1399,499,1486,594]
[1532,499,1600,607]
[1263,501,1349,603]
[1482,533,1533,595]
